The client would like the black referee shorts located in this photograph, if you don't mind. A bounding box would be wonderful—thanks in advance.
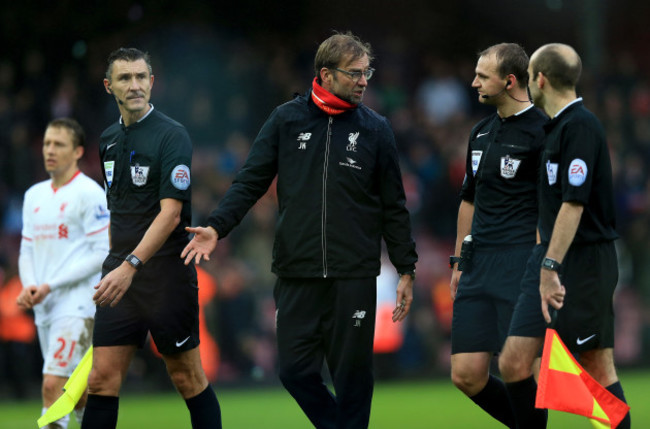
[508,241,618,353]
[93,254,200,355]
[451,244,532,354]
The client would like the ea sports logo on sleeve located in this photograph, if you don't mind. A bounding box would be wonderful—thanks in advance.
[568,158,587,186]
[171,164,191,190]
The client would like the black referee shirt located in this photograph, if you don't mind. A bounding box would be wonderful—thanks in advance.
[460,105,547,247]
[539,99,618,244]
[100,107,193,258]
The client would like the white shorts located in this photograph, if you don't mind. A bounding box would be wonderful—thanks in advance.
[38,316,94,377]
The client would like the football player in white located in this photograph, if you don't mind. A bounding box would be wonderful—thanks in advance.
[17,118,109,429]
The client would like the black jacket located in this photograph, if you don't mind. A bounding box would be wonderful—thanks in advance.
[207,90,417,278]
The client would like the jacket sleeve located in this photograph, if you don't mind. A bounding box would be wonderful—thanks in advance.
[206,109,280,238]
[377,119,418,273]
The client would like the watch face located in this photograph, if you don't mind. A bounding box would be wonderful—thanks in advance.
[126,254,141,269]
[542,258,559,271]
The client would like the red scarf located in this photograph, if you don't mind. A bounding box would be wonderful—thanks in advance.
[311,77,357,115]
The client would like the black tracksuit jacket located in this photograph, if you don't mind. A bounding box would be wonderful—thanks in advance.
[207,90,417,278]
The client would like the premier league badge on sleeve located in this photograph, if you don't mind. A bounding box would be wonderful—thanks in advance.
[471,150,483,176]
[500,155,521,179]
[546,160,559,185]
[131,164,150,186]
[104,161,115,187]
[171,164,191,190]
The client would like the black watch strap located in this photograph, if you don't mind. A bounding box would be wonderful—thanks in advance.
[125,253,143,271]
[541,257,561,273]
[449,256,462,270]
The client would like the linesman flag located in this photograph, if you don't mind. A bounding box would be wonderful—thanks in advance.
[535,329,629,428]
[37,346,93,428]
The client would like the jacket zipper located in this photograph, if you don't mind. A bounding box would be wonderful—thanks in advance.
[321,116,333,278]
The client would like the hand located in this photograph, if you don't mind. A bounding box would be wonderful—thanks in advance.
[450,269,462,301]
[393,274,414,323]
[16,285,38,309]
[93,263,136,307]
[181,226,218,265]
[540,269,566,324]
[31,284,51,306]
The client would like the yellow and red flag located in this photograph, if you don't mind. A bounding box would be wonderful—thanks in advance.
[37,346,93,428]
[535,329,629,428]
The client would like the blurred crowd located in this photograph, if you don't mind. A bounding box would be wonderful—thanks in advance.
[1,26,649,397]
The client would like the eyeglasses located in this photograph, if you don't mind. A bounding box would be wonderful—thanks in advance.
[334,67,375,82]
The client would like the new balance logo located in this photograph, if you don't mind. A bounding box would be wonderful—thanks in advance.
[297,132,311,150]
[352,310,366,327]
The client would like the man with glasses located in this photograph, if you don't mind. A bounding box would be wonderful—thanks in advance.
[182,31,417,429]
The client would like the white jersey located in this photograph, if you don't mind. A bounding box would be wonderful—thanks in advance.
[19,171,110,326]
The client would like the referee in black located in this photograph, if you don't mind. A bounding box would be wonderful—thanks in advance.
[82,48,222,429]
[499,43,630,429]
[449,43,546,428]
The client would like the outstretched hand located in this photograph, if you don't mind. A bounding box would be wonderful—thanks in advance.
[181,226,219,265]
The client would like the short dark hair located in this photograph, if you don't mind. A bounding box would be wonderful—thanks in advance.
[47,118,86,148]
[530,44,582,90]
[314,31,374,79]
[479,43,529,89]
[105,47,152,82]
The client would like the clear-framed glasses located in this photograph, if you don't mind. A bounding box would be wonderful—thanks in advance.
[334,67,375,82]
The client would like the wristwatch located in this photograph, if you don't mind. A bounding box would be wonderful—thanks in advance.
[449,256,462,270]
[125,253,143,271]
[541,257,561,273]
[399,270,416,281]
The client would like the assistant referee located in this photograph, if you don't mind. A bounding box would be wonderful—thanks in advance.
[499,43,631,429]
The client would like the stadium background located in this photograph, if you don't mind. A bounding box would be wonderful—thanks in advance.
[1,0,649,407]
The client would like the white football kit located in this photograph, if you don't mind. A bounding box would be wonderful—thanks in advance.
[19,171,109,375]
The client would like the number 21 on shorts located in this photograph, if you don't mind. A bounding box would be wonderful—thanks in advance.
[53,337,77,368]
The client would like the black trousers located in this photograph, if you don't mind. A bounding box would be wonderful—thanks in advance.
[274,277,377,429]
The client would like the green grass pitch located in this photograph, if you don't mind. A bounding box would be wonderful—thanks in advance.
[1,371,645,428]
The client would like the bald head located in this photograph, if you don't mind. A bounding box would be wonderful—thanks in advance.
[530,43,582,91]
